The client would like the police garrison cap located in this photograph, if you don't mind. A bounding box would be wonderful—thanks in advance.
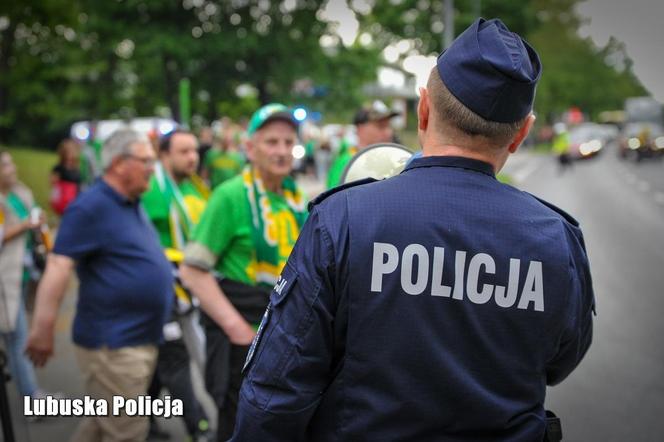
[436,18,542,123]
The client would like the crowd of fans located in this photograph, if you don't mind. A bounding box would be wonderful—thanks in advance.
[1,99,400,441]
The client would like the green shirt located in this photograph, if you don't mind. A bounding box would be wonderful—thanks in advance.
[80,140,103,186]
[7,192,33,281]
[185,173,307,286]
[142,174,208,249]
[327,149,355,189]
[186,175,256,284]
[204,150,245,189]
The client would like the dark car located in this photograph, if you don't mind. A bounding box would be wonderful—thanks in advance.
[618,122,664,161]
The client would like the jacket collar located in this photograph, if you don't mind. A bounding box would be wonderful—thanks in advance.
[403,155,495,178]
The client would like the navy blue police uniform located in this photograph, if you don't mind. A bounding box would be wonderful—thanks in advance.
[231,17,595,442]
[230,155,595,441]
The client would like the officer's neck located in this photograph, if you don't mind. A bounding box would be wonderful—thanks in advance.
[422,144,508,174]
[420,121,513,173]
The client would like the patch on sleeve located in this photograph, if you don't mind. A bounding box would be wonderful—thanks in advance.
[308,177,377,211]
[270,271,298,306]
[243,303,272,373]
[242,271,299,373]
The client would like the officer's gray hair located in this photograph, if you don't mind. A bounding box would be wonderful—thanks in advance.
[427,67,526,148]
[101,129,149,171]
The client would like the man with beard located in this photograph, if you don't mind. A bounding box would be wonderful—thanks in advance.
[141,129,211,440]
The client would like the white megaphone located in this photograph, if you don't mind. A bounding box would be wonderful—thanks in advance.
[339,143,418,185]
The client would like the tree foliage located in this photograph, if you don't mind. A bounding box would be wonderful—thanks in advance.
[357,0,647,121]
[527,0,647,120]
[0,0,650,147]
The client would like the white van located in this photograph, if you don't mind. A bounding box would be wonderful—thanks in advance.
[70,117,178,142]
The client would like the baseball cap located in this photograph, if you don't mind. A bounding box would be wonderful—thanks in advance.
[353,100,401,125]
[247,103,298,136]
[436,18,542,123]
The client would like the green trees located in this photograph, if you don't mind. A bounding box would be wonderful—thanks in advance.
[527,0,647,120]
[0,0,648,147]
[1,0,381,146]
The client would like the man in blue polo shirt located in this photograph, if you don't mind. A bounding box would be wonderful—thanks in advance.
[27,129,173,442]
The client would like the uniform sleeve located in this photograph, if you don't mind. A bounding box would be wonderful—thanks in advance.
[183,185,236,270]
[52,204,103,260]
[546,225,596,385]
[230,205,342,441]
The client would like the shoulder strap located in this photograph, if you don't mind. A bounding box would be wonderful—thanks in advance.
[526,193,580,227]
[308,177,377,211]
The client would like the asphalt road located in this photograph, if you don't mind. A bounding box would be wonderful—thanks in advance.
[505,145,664,441]
[3,144,663,441]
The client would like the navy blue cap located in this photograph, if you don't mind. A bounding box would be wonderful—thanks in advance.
[436,18,542,123]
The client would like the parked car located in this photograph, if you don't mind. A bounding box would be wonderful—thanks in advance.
[618,122,664,161]
[70,117,177,143]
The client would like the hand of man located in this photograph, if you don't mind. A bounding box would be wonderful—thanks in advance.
[179,263,258,346]
[24,253,75,368]
[26,325,55,368]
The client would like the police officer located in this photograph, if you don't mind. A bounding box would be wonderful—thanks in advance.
[231,18,595,441]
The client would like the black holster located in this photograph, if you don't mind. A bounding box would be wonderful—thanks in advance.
[544,410,563,441]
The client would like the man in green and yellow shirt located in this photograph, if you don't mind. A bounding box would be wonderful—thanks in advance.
[141,130,211,440]
[327,100,400,188]
[143,130,209,249]
[180,104,307,440]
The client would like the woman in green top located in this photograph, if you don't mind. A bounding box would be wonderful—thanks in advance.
[0,150,50,399]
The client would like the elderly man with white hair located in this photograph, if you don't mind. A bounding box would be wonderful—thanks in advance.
[27,129,173,442]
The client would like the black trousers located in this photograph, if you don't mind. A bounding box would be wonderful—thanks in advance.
[148,339,208,436]
[203,322,250,442]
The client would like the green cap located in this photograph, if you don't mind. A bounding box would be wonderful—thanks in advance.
[247,103,298,136]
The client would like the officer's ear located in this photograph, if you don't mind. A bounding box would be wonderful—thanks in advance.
[508,113,536,153]
[417,87,430,131]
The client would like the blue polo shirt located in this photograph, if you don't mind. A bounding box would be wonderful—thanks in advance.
[53,179,173,349]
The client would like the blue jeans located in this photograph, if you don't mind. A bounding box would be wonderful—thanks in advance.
[1,301,38,397]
